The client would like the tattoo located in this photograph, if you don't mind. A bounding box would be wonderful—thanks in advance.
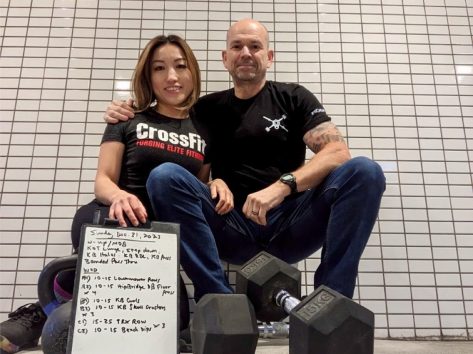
[303,122,345,154]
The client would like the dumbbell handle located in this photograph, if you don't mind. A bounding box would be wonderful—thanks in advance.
[275,289,301,315]
[258,322,290,339]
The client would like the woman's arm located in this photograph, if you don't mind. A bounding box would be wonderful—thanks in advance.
[196,163,210,183]
[197,163,234,215]
[95,141,148,227]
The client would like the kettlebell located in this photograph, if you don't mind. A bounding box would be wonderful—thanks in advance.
[37,254,77,354]
[40,301,73,354]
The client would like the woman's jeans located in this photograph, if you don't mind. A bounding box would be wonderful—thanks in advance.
[146,156,385,301]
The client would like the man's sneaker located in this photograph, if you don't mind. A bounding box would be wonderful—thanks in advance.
[0,302,46,354]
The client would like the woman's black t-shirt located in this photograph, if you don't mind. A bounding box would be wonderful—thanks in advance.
[101,108,205,217]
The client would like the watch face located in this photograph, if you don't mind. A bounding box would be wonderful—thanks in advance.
[280,174,296,194]
[281,174,295,183]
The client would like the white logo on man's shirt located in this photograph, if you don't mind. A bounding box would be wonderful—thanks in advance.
[310,108,325,115]
[263,114,288,132]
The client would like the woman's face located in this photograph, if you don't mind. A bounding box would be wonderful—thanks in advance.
[151,43,193,117]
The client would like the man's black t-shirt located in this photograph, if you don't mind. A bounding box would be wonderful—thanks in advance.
[102,108,205,217]
[192,81,330,207]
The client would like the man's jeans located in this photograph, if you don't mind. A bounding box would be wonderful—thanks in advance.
[146,156,385,300]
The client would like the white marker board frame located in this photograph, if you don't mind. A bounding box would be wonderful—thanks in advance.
[67,222,180,354]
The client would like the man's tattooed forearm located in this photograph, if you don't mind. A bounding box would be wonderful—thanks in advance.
[310,134,345,153]
[305,122,345,153]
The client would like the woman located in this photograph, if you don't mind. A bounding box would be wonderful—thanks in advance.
[72,34,206,248]
[59,35,206,333]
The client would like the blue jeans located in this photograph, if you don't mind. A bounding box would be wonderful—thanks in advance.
[146,156,385,300]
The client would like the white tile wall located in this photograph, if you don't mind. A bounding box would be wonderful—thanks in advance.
[0,0,472,340]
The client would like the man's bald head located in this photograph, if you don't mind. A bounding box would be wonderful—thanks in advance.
[226,18,270,49]
[222,18,274,97]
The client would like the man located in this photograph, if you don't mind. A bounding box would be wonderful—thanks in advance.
[0,19,384,354]
[106,18,385,301]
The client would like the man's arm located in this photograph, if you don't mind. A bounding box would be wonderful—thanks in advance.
[103,98,135,123]
[242,121,351,225]
[295,121,351,191]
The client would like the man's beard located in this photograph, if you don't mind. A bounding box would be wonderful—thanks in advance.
[233,65,264,83]
[235,71,256,81]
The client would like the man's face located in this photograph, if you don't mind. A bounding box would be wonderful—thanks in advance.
[222,21,274,85]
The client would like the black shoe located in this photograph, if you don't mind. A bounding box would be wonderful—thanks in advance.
[0,302,46,354]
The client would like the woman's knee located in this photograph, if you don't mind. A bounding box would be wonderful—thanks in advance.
[146,162,199,202]
[146,162,190,189]
[71,201,103,250]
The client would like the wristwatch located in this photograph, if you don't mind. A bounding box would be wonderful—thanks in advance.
[279,173,297,194]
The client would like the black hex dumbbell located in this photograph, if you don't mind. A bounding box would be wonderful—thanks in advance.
[236,251,301,322]
[236,251,375,354]
[190,293,259,354]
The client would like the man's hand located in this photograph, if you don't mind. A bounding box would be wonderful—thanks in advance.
[242,182,290,226]
[103,98,135,123]
[208,179,234,215]
[109,190,148,227]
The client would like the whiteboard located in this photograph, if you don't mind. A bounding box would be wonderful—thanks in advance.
[67,222,180,354]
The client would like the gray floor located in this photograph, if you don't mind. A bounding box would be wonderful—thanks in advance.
[256,338,473,354]
[20,339,473,354]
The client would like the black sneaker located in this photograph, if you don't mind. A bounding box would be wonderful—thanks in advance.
[0,302,46,354]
